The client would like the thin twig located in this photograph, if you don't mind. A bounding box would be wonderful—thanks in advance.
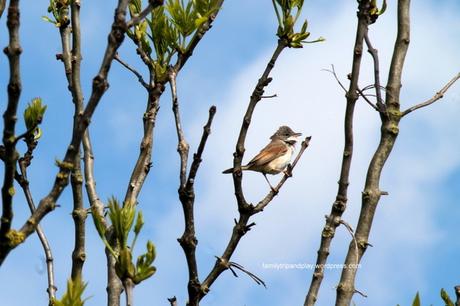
[114,53,149,89]
[364,31,385,112]
[228,261,266,288]
[17,162,56,302]
[322,65,347,93]
[261,94,278,99]
[338,219,359,267]
[401,72,460,117]
[356,86,379,111]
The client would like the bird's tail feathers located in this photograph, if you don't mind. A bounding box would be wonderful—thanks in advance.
[222,165,249,174]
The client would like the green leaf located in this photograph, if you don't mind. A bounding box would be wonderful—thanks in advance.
[53,277,88,306]
[441,288,455,306]
[134,211,144,235]
[41,15,56,25]
[24,98,47,132]
[412,292,421,306]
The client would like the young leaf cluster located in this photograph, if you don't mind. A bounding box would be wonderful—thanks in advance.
[93,197,157,285]
[23,98,47,141]
[369,0,387,23]
[398,289,455,306]
[127,0,219,81]
[42,0,70,27]
[52,277,88,306]
[271,0,324,48]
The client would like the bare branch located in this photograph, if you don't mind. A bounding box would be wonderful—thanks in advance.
[176,105,216,306]
[304,1,371,303]
[114,53,149,89]
[322,65,347,93]
[17,162,56,301]
[168,296,178,306]
[228,261,266,288]
[364,31,386,112]
[0,0,23,263]
[260,94,278,99]
[335,1,411,305]
[186,106,216,188]
[401,72,460,117]
[123,80,163,205]
[169,70,189,188]
[356,86,379,111]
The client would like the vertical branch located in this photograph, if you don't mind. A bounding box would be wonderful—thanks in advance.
[0,0,22,259]
[123,77,163,205]
[169,70,189,188]
[69,0,87,282]
[364,33,385,112]
[304,2,371,305]
[335,1,411,305]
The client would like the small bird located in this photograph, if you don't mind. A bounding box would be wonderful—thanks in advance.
[223,125,302,190]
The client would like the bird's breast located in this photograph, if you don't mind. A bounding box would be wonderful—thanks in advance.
[266,145,294,174]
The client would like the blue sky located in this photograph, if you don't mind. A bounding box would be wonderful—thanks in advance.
[1,1,460,306]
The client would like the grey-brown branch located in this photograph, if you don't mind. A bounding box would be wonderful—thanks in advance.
[304,2,372,305]
[335,1,411,305]
[0,0,23,265]
[401,72,460,117]
[174,103,216,306]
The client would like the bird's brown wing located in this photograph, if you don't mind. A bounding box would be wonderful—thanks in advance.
[246,140,287,167]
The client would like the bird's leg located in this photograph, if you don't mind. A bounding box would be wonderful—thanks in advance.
[283,164,293,177]
[263,173,277,193]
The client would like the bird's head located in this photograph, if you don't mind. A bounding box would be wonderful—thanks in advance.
[270,125,302,144]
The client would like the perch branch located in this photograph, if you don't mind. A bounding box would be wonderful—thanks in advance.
[199,39,311,302]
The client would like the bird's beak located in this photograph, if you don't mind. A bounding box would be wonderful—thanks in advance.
[287,132,302,142]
